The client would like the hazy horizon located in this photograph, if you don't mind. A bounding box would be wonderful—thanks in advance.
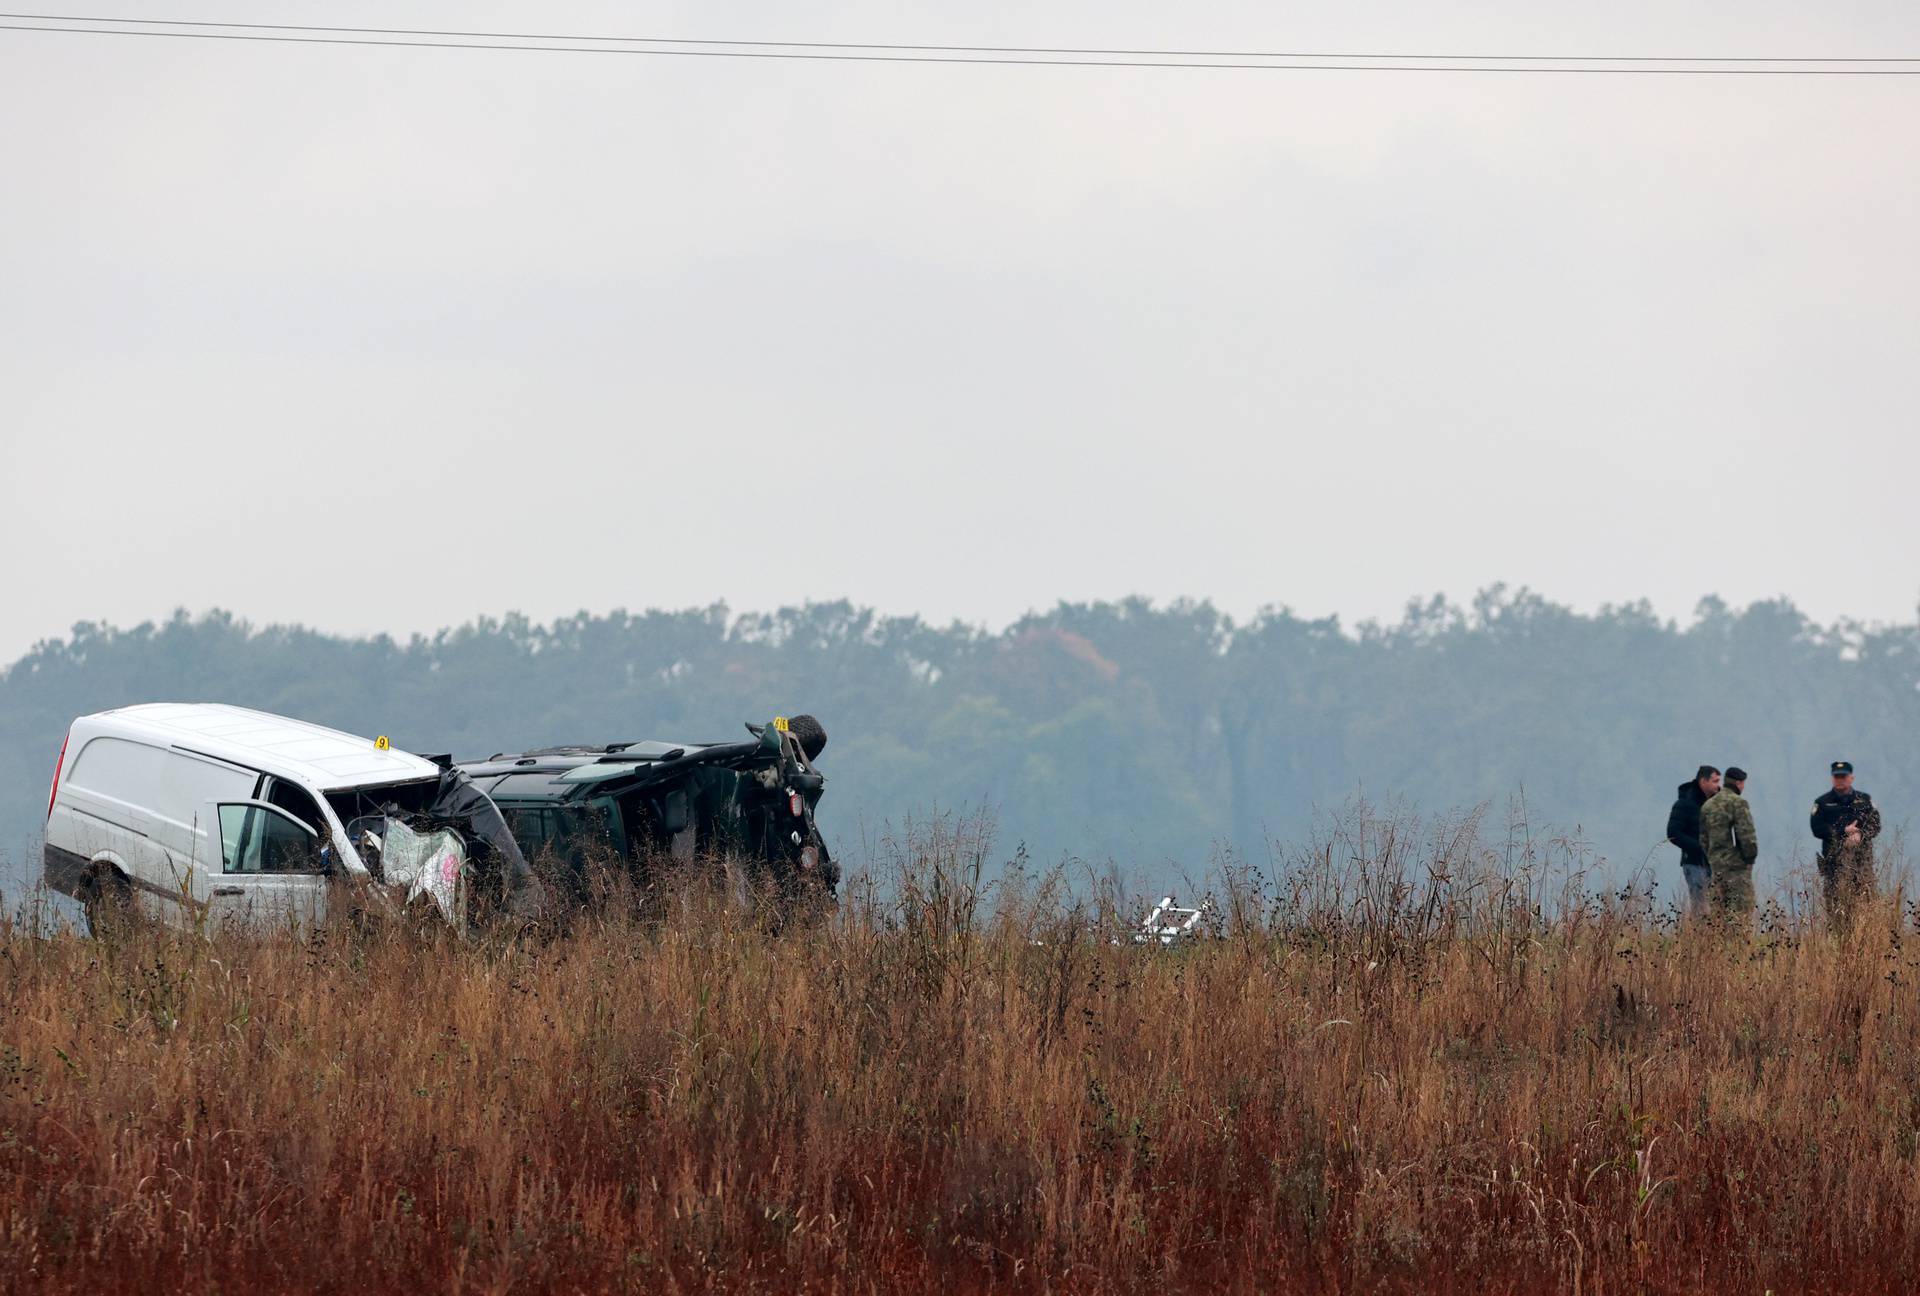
[5,581,1918,669]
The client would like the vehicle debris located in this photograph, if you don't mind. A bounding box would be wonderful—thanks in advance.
[361,820,467,927]
[1131,895,1210,945]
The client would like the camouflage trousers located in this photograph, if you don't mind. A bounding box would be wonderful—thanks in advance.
[1707,864,1754,919]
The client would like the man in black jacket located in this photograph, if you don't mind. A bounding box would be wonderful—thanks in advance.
[1667,765,1721,916]
[1811,759,1881,923]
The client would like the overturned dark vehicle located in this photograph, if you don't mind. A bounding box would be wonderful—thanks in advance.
[456,715,835,910]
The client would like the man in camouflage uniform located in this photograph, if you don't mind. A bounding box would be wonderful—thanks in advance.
[1700,766,1758,920]
[1810,760,1881,923]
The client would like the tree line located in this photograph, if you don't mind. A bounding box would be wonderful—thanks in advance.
[2,590,1914,899]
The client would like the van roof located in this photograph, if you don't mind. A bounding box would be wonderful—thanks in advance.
[83,703,443,791]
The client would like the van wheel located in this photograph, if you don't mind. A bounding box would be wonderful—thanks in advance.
[81,866,138,939]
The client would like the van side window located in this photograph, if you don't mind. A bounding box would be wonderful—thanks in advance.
[64,737,167,798]
[161,751,257,807]
[217,804,323,874]
[263,778,327,836]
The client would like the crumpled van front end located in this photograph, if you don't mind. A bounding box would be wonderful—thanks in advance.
[328,767,546,927]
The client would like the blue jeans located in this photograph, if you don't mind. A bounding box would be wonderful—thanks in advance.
[1681,862,1710,916]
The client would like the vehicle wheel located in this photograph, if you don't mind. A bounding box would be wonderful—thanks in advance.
[81,866,138,939]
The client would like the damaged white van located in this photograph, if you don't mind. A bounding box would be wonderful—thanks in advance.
[43,703,543,935]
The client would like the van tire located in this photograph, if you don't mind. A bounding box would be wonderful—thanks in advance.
[80,866,137,939]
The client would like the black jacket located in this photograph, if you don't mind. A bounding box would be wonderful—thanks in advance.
[1810,788,1881,862]
[1666,781,1709,870]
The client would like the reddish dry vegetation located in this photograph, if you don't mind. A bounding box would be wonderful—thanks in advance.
[3,826,1919,1293]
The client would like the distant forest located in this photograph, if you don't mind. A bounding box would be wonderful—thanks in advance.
[2,591,1914,900]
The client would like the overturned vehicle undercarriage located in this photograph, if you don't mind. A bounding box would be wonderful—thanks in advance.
[455,714,836,912]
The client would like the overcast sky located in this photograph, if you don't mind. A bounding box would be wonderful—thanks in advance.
[2,1,1917,663]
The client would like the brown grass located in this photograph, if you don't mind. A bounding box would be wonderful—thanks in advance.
[3,809,1918,1293]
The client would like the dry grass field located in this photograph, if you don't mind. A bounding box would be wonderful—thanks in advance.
[3,811,1918,1293]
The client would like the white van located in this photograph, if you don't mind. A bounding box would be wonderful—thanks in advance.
[42,703,529,934]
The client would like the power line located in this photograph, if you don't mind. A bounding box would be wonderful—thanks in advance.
[3,11,1915,63]
[3,17,1919,73]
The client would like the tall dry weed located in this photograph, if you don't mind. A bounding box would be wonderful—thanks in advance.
[2,806,1917,1292]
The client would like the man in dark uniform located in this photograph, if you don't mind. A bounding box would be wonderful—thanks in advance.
[1810,760,1881,922]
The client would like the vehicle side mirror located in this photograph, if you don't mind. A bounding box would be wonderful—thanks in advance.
[661,789,690,836]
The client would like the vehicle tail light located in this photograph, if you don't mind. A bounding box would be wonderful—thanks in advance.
[47,731,69,820]
[788,790,804,818]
